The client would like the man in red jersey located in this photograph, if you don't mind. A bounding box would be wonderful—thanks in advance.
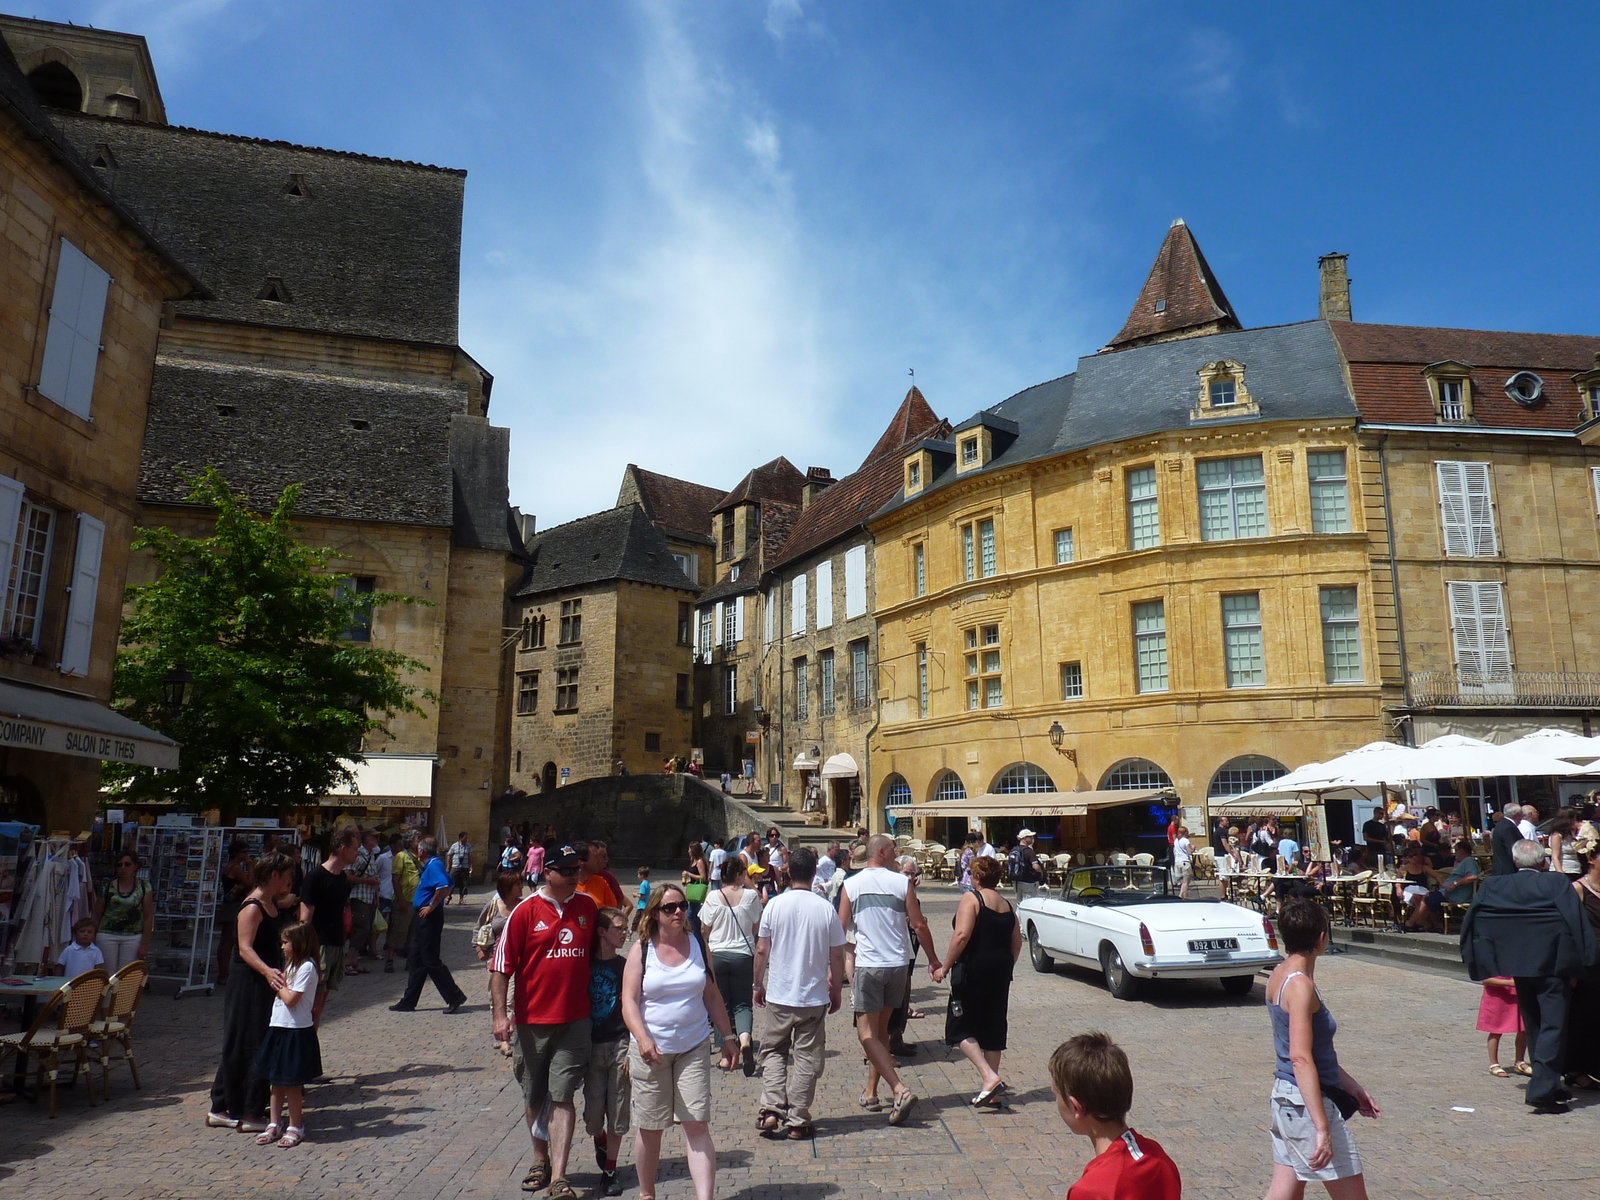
[1049,1032,1181,1200]
[492,846,600,1199]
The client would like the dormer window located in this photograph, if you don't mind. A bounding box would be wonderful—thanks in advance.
[1423,360,1473,423]
[1193,360,1256,421]
[1574,356,1600,423]
[961,437,980,465]
[908,460,921,489]
[1505,371,1545,407]
[1208,378,1236,407]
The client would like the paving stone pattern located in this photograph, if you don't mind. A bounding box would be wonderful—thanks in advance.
[2,891,1594,1199]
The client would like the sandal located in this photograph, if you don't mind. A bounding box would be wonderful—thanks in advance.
[276,1126,305,1148]
[758,1112,781,1131]
[254,1123,282,1145]
[547,1180,578,1199]
[888,1088,917,1126]
[857,1092,882,1111]
[521,1161,551,1192]
[1488,1064,1511,1078]
[972,1081,1007,1107]
[906,1009,926,1020]
[1513,1061,1534,1077]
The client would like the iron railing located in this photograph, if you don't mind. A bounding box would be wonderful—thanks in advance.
[1408,670,1600,708]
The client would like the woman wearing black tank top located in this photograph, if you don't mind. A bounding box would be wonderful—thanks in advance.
[937,854,1021,1108]
[207,852,296,1131]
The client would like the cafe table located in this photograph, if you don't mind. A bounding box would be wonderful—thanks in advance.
[0,974,68,1092]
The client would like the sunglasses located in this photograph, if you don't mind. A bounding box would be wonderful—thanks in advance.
[657,901,688,914]
[548,863,579,876]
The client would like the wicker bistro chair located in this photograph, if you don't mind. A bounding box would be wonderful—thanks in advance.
[940,849,959,881]
[1132,853,1156,867]
[90,960,149,1099]
[1192,847,1217,879]
[0,969,109,1116]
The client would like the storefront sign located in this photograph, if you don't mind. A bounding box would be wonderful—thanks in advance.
[0,714,178,769]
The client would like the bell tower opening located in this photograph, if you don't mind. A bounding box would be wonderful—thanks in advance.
[26,60,83,110]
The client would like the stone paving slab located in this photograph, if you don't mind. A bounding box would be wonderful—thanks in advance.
[2,890,1595,1199]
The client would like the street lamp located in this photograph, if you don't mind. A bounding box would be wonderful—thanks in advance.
[161,664,195,713]
[1046,720,1077,764]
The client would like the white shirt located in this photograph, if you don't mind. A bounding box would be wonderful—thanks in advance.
[56,940,105,978]
[270,959,319,1028]
[978,842,997,860]
[1518,820,1539,841]
[709,847,727,882]
[758,886,846,1008]
[639,936,710,1054]
[812,854,837,895]
[377,849,395,901]
[1173,837,1193,868]
[843,866,911,969]
[700,886,762,956]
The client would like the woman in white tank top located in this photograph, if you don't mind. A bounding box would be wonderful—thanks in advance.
[623,884,738,1200]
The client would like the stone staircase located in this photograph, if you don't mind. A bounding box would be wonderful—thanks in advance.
[728,795,856,853]
[1328,926,1467,979]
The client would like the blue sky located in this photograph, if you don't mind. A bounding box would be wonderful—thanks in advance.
[38,1,1600,526]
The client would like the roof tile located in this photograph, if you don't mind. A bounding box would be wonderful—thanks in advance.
[1106,220,1241,350]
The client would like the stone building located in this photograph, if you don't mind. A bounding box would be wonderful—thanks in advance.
[757,387,947,827]
[5,16,516,854]
[616,463,722,591]
[0,31,193,830]
[868,219,1600,852]
[693,458,806,778]
[507,504,699,788]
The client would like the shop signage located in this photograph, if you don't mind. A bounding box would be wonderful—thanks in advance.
[0,714,178,769]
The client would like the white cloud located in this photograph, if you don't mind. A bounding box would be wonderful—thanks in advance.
[1176,27,1240,120]
[763,0,805,42]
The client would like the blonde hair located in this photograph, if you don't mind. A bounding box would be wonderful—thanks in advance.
[638,883,688,943]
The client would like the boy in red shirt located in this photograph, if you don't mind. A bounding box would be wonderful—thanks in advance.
[1050,1031,1181,1200]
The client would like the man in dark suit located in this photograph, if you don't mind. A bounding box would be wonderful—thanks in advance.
[1462,838,1599,1113]
[1490,801,1525,876]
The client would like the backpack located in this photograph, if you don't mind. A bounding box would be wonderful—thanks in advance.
[1006,845,1028,882]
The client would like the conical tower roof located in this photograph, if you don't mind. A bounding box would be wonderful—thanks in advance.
[860,385,941,469]
[1104,219,1240,351]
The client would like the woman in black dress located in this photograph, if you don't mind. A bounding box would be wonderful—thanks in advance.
[206,851,296,1131]
[936,854,1021,1108]
[1566,823,1600,1088]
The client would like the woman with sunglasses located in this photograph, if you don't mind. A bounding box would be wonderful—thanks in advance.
[622,884,739,1200]
[92,850,156,972]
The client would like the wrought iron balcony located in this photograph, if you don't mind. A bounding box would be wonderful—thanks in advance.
[1408,670,1600,708]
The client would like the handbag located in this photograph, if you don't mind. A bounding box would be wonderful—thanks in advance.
[684,881,709,903]
[1321,1084,1361,1122]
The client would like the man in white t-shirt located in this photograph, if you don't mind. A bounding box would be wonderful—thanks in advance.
[812,845,838,896]
[752,847,845,1139]
[709,840,728,884]
[839,834,941,1126]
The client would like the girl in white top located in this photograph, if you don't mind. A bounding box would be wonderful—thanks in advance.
[623,884,737,1200]
[700,864,765,1073]
[1172,827,1194,899]
[252,921,322,1148]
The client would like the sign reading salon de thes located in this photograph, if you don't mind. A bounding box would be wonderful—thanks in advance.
[0,714,178,769]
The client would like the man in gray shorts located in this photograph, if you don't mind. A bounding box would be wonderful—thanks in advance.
[839,834,941,1125]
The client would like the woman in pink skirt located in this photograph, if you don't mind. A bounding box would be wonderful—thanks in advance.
[1477,976,1527,1078]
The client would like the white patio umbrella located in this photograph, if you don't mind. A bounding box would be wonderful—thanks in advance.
[1223,760,1380,806]
[1502,728,1600,765]
[1401,734,1585,780]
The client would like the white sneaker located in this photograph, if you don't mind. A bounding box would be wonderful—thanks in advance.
[205,1112,239,1129]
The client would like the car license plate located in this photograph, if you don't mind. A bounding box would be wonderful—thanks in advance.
[1188,937,1239,953]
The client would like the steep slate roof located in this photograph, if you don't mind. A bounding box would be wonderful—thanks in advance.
[513,505,696,598]
[873,320,1357,520]
[770,386,947,571]
[617,465,724,541]
[1332,323,1600,431]
[1105,220,1241,351]
[0,34,202,295]
[49,111,464,345]
[710,457,806,513]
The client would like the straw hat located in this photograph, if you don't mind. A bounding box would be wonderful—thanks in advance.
[848,843,870,870]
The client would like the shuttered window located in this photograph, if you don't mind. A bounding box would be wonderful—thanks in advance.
[795,658,808,720]
[1435,461,1498,557]
[791,575,806,636]
[815,560,833,629]
[698,607,713,660]
[844,545,867,618]
[819,650,835,716]
[1447,581,1512,685]
[722,599,737,647]
[38,240,111,419]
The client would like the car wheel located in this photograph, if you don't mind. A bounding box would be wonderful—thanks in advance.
[1220,974,1256,996]
[1027,923,1055,973]
[1100,944,1139,1000]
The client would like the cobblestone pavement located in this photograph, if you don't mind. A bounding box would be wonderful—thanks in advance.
[3,889,1596,1200]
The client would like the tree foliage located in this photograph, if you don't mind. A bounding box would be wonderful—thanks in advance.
[107,468,432,814]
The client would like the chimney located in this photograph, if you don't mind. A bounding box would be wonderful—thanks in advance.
[511,506,536,547]
[1318,253,1352,322]
[801,467,835,510]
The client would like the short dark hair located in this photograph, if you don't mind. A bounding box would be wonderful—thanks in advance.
[596,906,625,933]
[1453,839,1474,855]
[1049,1031,1133,1122]
[1278,897,1329,954]
[787,846,818,884]
[495,870,523,901]
[253,851,297,886]
[332,826,360,851]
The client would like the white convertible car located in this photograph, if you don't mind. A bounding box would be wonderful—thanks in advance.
[1018,865,1281,999]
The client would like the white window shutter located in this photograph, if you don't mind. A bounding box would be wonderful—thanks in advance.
[1446,582,1483,677]
[713,601,724,646]
[791,575,806,636]
[735,595,744,642]
[815,560,833,629]
[37,241,110,419]
[59,512,105,676]
[1475,582,1511,678]
[1447,581,1512,682]
[1435,462,1472,557]
[764,588,775,645]
[1591,467,1600,516]
[1462,462,1497,557]
[0,476,24,619]
[845,545,867,618]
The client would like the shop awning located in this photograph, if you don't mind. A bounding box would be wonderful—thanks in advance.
[323,754,435,807]
[792,753,819,770]
[913,788,1173,819]
[0,679,179,769]
[821,753,859,780]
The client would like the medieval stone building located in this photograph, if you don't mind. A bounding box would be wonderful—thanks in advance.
[4,16,516,856]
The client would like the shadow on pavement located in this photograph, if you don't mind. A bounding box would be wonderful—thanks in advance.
[0,1134,53,1178]
[298,1100,425,1143]
[723,1187,837,1200]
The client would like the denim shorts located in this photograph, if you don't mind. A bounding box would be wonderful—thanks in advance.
[1269,1077,1363,1182]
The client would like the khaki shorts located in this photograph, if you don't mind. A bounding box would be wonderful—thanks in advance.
[627,1042,711,1129]
[1269,1078,1363,1182]
[512,1020,591,1110]
[852,964,909,1014]
[584,1036,632,1137]
[318,944,345,993]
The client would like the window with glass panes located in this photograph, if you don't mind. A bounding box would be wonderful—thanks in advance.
[964,624,1003,709]
[675,673,689,707]
[526,614,546,649]
[995,763,1056,793]
[1222,593,1264,687]
[850,640,869,707]
[1208,378,1236,407]
[794,658,809,719]
[516,671,538,714]
[819,650,835,715]
[960,518,997,580]
[1127,466,1160,549]
[1103,758,1173,790]
[914,542,926,596]
[1308,451,1351,533]
[5,503,53,644]
[1198,455,1267,540]
[916,643,929,717]
[558,598,583,643]
[1133,600,1168,693]
[677,601,692,646]
[1054,527,1074,564]
[1060,661,1083,699]
[933,770,967,801]
[1438,379,1465,420]
[723,599,737,646]
[555,667,580,711]
[1319,586,1362,682]
[697,607,713,660]
[723,666,738,714]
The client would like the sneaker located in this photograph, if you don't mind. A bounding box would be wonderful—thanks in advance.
[601,1171,623,1197]
[205,1112,238,1129]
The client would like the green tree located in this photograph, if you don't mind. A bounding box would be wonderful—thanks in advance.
[106,468,432,815]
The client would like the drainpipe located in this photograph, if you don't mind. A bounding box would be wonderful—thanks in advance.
[1377,434,1412,739]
